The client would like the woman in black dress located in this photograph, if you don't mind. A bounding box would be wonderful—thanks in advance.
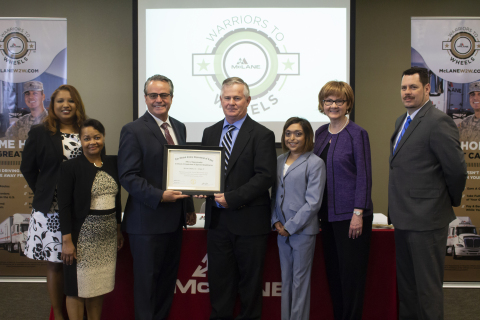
[21,85,87,320]
[59,119,124,320]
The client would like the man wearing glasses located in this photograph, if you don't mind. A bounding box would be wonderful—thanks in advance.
[118,74,196,320]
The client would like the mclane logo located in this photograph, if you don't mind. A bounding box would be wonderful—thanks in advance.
[442,27,480,66]
[175,254,282,296]
[0,27,37,66]
[192,17,300,115]
[233,58,261,69]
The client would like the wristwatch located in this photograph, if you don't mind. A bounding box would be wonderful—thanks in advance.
[353,210,362,216]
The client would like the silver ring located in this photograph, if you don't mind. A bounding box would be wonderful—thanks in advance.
[356,231,359,234]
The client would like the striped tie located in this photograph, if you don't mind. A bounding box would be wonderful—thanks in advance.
[221,125,235,172]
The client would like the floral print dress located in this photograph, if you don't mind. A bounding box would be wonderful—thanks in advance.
[24,133,82,262]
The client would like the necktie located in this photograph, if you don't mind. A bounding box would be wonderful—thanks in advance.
[221,125,235,172]
[160,123,175,145]
[394,116,411,153]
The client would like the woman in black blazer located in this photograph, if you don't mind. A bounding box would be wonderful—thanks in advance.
[20,85,86,320]
[58,119,123,320]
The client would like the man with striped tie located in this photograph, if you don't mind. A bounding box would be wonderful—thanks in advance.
[201,77,277,320]
[388,67,467,320]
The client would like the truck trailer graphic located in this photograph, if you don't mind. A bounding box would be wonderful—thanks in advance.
[446,216,480,259]
[0,213,30,255]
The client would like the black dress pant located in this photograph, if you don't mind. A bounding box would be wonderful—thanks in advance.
[129,222,183,320]
[395,226,448,320]
[320,215,373,320]
[207,208,269,320]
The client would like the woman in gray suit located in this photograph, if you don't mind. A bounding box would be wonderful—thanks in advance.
[272,117,326,320]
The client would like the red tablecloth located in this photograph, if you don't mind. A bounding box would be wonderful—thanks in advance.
[51,229,397,319]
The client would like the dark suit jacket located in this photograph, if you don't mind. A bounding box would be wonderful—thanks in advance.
[201,115,277,236]
[20,124,65,213]
[118,112,194,234]
[388,101,467,231]
[57,154,122,240]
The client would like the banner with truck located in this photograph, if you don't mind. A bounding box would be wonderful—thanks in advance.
[412,17,480,281]
[0,17,66,276]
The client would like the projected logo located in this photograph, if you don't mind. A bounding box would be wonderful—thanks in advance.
[192,28,299,99]
[0,28,37,65]
[442,29,480,65]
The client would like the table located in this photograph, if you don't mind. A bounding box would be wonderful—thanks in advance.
[51,229,397,319]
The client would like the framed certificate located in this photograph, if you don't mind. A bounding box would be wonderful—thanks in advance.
[162,145,225,195]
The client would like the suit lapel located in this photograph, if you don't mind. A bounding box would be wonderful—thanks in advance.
[80,154,98,188]
[313,128,330,156]
[142,112,168,145]
[170,117,185,145]
[226,115,253,177]
[389,115,405,162]
[278,153,287,183]
[391,102,432,162]
[51,130,64,161]
[284,152,310,179]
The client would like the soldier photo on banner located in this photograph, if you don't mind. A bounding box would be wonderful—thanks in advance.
[457,81,480,142]
[2,81,48,140]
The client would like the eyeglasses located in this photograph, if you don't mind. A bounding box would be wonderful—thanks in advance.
[285,130,303,138]
[323,99,347,106]
[146,93,171,100]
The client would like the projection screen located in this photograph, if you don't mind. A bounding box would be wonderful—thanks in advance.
[137,0,353,142]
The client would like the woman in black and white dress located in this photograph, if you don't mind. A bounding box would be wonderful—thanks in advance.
[59,119,123,320]
[21,85,86,320]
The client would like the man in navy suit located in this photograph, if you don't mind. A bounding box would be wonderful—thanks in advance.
[118,74,196,320]
[201,77,277,320]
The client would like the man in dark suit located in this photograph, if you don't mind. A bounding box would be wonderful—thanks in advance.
[388,67,467,320]
[118,74,196,320]
[201,77,276,320]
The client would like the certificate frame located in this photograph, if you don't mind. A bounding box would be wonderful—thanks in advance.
[162,145,225,195]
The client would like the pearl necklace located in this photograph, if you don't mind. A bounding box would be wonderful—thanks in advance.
[94,162,103,168]
[328,118,349,134]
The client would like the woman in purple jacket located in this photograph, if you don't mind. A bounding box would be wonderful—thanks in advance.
[313,81,373,320]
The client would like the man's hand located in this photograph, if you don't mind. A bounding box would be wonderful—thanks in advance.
[186,212,197,226]
[214,193,228,208]
[162,190,190,202]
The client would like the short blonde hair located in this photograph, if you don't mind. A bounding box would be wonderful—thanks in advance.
[318,81,354,115]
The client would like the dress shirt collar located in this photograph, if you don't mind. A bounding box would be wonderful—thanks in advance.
[147,110,173,128]
[223,114,247,130]
[407,100,429,120]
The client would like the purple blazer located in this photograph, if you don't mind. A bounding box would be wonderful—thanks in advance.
[313,121,373,222]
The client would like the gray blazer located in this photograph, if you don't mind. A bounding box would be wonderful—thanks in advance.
[388,101,467,231]
[271,151,326,235]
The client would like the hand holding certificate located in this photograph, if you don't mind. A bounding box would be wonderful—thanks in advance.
[162,146,225,195]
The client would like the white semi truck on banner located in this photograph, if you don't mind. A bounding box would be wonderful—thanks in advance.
[446,216,480,259]
[0,213,29,255]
